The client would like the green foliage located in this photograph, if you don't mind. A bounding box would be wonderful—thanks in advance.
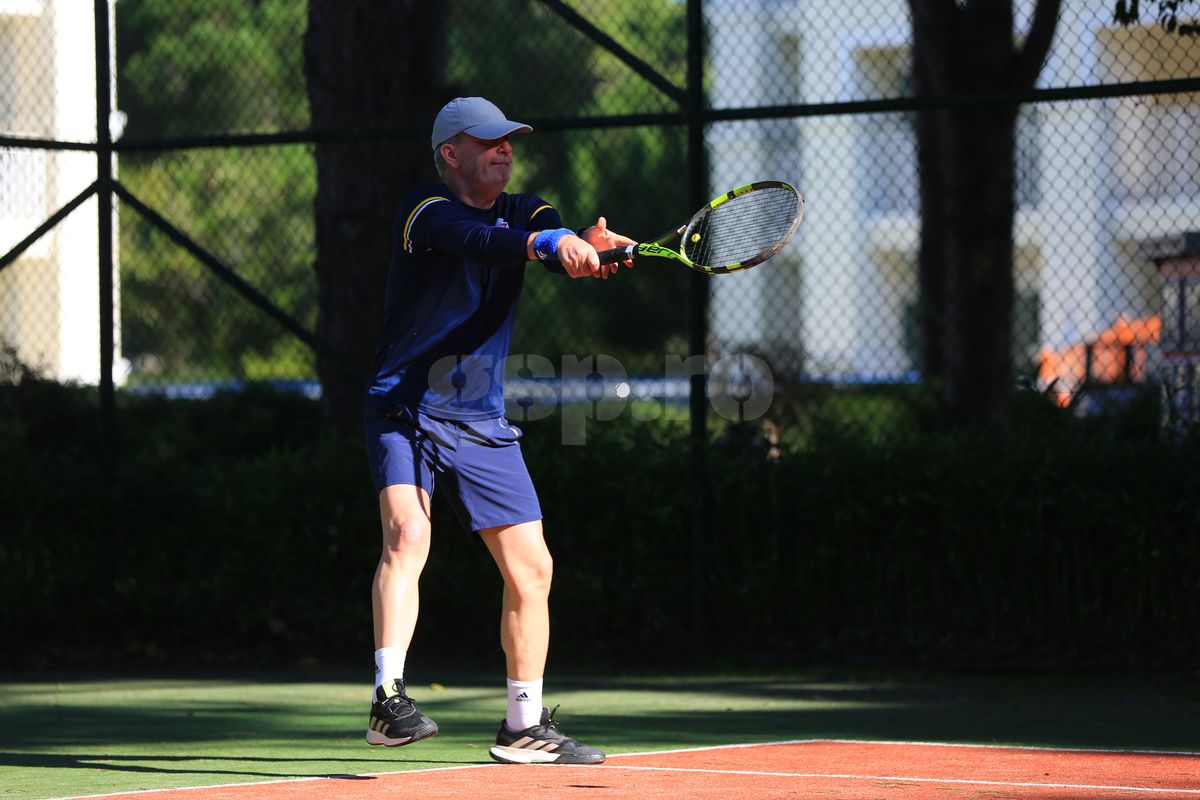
[117,0,309,137]
[114,0,694,385]
[3,382,1198,670]
[118,147,317,383]
[116,0,316,384]
[447,0,692,371]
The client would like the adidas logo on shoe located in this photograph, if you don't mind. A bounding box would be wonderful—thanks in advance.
[515,691,530,701]
[489,705,605,765]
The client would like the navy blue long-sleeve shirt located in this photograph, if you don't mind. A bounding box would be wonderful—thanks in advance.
[365,184,562,420]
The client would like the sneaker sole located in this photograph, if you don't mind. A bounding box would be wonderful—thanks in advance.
[365,727,438,747]
[488,745,605,765]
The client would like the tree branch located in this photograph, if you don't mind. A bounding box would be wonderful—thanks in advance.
[1015,0,1063,88]
[907,0,959,95]
[906,0,961,45]
[1114,0,1141,26]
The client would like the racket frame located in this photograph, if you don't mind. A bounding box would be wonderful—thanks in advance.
[596,181,804,274]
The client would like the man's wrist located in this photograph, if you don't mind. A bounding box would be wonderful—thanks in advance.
[533,227,574,261]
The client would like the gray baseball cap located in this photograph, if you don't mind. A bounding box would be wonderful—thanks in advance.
[431,97,533,150]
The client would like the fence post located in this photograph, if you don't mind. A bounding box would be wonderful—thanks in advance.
[686,0,709,650]
[95,0,115,480]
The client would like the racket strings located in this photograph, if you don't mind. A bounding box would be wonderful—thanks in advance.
[684,186,800,269]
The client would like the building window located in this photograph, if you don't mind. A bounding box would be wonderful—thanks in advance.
[0,147,46,219]
[1099,25,1200,205]
[855,45,1041,215]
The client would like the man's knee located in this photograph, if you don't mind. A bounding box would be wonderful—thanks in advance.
[380,515,431,563]
[510,551,553,599]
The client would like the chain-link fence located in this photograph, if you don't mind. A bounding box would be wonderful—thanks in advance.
[3,0,1200,446]
[1,1,105,386]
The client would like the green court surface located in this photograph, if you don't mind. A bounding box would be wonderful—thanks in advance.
[1,670,1197,800]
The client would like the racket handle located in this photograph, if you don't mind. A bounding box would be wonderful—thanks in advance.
[596,244,636,265]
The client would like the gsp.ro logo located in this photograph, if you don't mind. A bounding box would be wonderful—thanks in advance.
[428,353,774,445]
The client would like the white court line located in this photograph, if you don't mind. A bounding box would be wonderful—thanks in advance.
[610,738,1200,759]
[47,738,1200,800]
[46,763,494,800]
[50,777,328,800]
[606,764,1200,796]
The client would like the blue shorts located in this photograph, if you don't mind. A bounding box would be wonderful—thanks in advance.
[364,405,542,533]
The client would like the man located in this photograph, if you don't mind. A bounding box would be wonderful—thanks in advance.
[362,97,634,765]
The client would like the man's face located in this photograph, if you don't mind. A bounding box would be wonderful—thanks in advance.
[451,134,513,191]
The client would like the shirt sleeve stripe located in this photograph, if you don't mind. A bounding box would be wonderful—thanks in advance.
[529,204,555,224]
[403,196,450,253]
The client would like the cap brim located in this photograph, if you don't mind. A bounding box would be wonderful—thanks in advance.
[462,120,533,141]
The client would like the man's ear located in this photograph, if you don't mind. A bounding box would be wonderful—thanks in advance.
[439,142,458,169]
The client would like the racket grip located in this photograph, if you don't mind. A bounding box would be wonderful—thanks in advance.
[596,244,636,265]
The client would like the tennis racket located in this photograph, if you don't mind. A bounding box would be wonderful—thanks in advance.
[596,181,804,274]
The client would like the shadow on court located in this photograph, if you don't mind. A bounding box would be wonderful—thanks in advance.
[0,750,461,778]
[0,670,1196,798]
[558,671,1200,752]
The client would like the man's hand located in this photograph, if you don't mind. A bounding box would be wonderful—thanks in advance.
[524,230,601,278]
[579,216,636,278]
[524,218,636,279]
[555,234,602,279]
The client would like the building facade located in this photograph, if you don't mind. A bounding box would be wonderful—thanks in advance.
[705,0,1200,386]
[0,0,118,383]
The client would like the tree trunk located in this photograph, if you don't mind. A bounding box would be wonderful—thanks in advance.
[911,10,950,392]
[908,0,1060,429]
[303,2,449,435]
[940,104,1018,428]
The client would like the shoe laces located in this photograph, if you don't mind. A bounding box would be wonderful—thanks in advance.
[382,683,420,714]
[541,704,567,736]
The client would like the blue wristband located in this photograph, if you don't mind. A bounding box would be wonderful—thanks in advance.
[533,227,573,261]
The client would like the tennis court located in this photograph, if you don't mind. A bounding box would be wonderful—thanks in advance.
[3,673,1198,800]
[47,741,1200,800]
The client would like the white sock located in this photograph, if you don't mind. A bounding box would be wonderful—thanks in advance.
[374,647,406,690]
[506,677,544,732]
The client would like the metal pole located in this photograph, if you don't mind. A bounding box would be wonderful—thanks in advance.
[686,0,709,649]
[95,0,115,479]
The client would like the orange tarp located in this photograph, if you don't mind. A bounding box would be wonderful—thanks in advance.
[1037,315,1161,406]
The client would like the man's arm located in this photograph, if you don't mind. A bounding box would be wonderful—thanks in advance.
[523,211,636,279]
[525,231,606,278]
[410,198,531,266]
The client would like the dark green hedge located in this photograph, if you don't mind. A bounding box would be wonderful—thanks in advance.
[3,378,1197,671]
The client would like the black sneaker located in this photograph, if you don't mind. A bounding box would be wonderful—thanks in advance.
[365,679,438,746]
[489,705,605,764]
